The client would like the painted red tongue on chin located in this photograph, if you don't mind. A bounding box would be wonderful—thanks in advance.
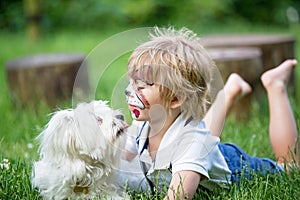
[133,109,140,118]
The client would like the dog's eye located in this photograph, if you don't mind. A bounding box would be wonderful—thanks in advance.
[96,116,103,125]
[115,114,124,121]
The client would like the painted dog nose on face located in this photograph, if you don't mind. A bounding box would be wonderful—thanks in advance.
[124,86,146,109]
[125,89,131,96]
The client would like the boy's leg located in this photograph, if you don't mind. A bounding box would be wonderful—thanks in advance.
[204,73,252,137]
[261,59,299,165]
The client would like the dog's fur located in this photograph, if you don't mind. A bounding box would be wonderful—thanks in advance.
[32,100,127,199]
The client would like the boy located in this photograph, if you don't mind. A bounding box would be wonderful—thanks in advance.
[123,27,298,199]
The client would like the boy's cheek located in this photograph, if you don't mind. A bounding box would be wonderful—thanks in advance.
[149,104,167,121]
[136,90,150,108]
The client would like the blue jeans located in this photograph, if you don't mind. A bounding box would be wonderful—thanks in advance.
[218,143,283,183]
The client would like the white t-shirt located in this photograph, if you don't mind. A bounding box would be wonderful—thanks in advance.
[125,114,232,191]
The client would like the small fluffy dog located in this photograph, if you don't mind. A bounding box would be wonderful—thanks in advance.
[32,100,128,199]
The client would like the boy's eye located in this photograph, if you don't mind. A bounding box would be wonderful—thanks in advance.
[129,79,154,91]
[135,80,153,89]
[135,83,145,90]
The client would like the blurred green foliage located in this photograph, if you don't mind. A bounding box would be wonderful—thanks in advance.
[1,0,299,32]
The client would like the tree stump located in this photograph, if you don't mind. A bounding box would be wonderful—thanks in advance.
[207,47,263,120]
[201,34,296,94]
[5,53,89,109]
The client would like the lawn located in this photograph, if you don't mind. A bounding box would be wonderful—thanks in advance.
[0,24,300,199]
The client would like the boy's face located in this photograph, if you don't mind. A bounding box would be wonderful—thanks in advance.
[125,78,163,121]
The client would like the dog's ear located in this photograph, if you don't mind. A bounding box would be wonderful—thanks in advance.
[38,109,78,160]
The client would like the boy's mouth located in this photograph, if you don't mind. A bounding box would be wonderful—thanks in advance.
[129,105,140,118]
[133,109,140,118]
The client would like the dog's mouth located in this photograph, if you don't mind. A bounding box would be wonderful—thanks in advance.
[116,129,124,137]
[114,114,128,137]
[116,123,129,137]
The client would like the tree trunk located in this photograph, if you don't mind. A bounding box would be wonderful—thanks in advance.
[202,34,296,94]
[207,47,263,120]
[5,53,89,109]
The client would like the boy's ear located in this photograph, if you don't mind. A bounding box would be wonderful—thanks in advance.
[170,95,185,109]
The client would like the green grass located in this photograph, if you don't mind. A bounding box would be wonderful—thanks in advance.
[0,24,300,199]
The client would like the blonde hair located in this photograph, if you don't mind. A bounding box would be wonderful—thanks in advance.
[128,27,217,121]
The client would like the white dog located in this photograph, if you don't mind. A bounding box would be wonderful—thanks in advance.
[32,100,128,199]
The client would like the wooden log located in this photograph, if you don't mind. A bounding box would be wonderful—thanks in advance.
[207,47,263,120]
[201,34,296,95]
[5,53,89,109]
[208,47,263,84]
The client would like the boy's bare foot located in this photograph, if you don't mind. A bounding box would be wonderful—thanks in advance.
[224,73,252,105]
[261,59,297,91]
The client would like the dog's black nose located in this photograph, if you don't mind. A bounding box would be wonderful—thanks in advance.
[115,114,124,121]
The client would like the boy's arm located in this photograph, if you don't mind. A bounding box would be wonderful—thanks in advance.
[123,120,143,161]
[165,170,201,200]
[123,133,138,161]
[125,150,137,161]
